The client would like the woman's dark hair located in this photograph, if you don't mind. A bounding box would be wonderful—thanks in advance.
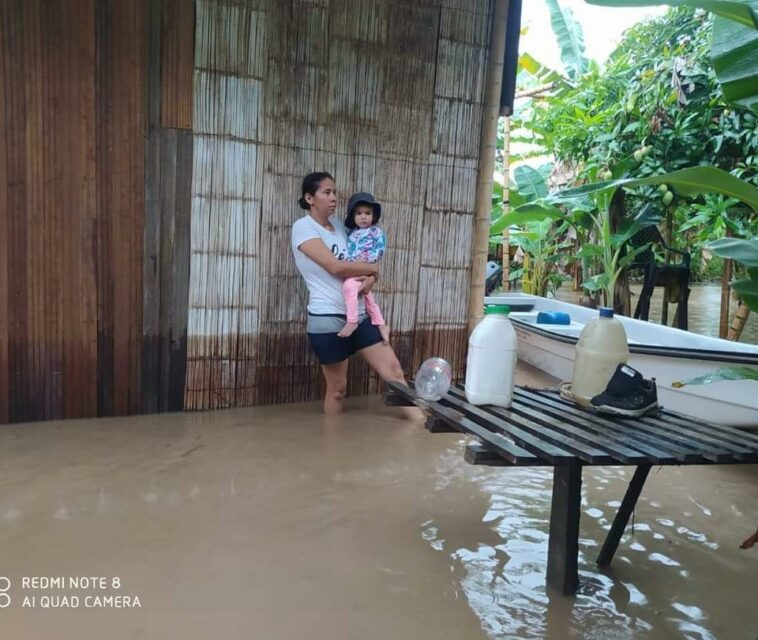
[299,171,334,210]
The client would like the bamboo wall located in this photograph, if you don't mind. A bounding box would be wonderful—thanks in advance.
[187,0,493,409]
[0,0,494,423]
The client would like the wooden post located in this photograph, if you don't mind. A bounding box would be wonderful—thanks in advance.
[727,296,751,342]
[720,229,734,339]
[597,465,651,566]
[546,461,582,595]
[468,0,509,335]
[502,116,511,291]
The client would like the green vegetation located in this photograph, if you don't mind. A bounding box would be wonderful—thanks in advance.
[493,1,758,310]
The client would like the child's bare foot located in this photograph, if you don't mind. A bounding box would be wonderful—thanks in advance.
[378,324,390,344]
[337,322,358,338]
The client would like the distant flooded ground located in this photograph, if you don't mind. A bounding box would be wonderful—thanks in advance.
[1,363,756,639]
[557,283,758,344]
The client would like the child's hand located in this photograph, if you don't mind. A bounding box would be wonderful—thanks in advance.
[358,275,377,294]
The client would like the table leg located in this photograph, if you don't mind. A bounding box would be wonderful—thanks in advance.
[547,460,582,595]
[597,465,651,566]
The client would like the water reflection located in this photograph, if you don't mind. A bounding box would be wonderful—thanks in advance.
[557,283,758,344]
[423,465,736,640]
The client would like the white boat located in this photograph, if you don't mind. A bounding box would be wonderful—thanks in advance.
[484,293,758,428]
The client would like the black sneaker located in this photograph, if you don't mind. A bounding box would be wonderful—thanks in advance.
[590,364,659,418]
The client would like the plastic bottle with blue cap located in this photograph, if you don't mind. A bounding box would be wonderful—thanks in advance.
[465,304,518,407]
[571,307,629,406]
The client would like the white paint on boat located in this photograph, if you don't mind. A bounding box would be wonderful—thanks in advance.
[485,293,758,428]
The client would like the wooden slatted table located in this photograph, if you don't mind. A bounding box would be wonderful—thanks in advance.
[385,381,758,595]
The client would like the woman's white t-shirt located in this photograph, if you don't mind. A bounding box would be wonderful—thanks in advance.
[291,214,366,315]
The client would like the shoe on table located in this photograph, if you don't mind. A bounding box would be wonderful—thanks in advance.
[590,364,659,418]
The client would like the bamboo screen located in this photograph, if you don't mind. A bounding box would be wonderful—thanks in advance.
[0,0,493,423]
[186,0,493,409]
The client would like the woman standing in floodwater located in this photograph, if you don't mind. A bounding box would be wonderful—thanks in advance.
[290,171,412,414]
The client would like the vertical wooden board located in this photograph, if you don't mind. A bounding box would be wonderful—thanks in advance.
[96,0,114,416]
[161,0,195,129]
[17,2,47,420]
[4,1,31,421]
[61,0,98,419]
[98,0,146,416]
[169,130,192,411]
[143,0,162,413]
[158,129,178,411]
[0,2,11,422]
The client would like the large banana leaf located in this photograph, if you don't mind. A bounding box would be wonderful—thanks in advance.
[544,0,589,79]
[513,165,549,200]
[490,204,566,235]
[585,0,758,27]
[708,238,758,266]
[712,1,758,112]
[552,167,758,211]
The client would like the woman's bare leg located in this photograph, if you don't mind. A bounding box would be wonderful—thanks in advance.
[357,342,424,420]
[321,359,349,414]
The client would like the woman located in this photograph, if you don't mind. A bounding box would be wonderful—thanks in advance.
[291,171,414,415]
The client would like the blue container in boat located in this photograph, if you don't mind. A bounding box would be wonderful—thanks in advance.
[536,311,571,325]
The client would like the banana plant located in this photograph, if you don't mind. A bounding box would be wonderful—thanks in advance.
[493,166,758,305]
[555,166,758,303]
[545,0,590,80]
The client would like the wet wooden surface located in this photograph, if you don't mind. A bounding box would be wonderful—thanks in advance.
[386,380,758,595]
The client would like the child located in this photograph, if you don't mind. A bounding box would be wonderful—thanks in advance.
[338,192,390,344]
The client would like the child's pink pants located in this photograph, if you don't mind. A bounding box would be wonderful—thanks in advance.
[343,277,385,325]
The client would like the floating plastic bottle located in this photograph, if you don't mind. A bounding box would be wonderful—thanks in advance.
[465,304,518,407]
[571,307,629,406]
[414,357,452,401]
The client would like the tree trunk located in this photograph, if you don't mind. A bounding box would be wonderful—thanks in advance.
[727,295,751,342]
[719,229,734,339]
[608,189,630,314]
[502,116,511,291]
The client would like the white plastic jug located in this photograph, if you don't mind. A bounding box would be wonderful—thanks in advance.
[465,305,518,407]
[571,307,629,406]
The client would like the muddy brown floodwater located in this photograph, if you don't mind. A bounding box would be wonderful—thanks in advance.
[0,363,756,639]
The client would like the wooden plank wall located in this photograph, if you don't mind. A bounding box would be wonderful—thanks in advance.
[0,0,492,420]
[143,0,194,413]
[0,0,99,422]
[0,0,193,423]
[187,0,494,409]
[97,0,146,416]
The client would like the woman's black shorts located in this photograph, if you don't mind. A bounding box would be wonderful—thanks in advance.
[307,313,383,364]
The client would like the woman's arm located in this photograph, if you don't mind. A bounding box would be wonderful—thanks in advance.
[299,238,379,278]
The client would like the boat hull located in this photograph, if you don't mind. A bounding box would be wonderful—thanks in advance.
[487,294,758,428]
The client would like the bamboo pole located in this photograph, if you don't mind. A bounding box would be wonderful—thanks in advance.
[468,0,509,335]
[515,82,557,99]
[502,115,511,291]
[719,229,734,339]
[727,295,751,341]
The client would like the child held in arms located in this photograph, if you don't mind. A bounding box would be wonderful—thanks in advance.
[338,192,390,344]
